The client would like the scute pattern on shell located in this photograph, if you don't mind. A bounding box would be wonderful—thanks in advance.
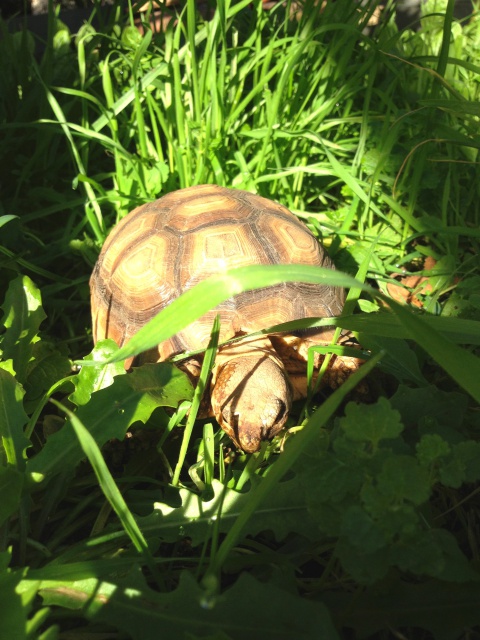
[90,184,344,364]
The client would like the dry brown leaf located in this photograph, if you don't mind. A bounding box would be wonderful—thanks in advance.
[387,257,436,308]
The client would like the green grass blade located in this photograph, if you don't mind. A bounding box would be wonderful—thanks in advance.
[333,313,480,346]
[34,68,105,242]
[435,0,455,83]
[80,265,365,366]
[0,365,29,469]
[0,215,19,229]
[383,296,480,403]
[172,315,220,487]
[50,398,163,587]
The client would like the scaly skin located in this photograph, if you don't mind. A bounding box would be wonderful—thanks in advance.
[211,350,293,453]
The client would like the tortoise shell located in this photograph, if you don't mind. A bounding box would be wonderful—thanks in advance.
[90,184,344,363]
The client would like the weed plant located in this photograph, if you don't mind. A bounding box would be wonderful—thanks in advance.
[1,0,480,637]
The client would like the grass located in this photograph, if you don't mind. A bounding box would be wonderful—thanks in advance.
[1,0,480,637]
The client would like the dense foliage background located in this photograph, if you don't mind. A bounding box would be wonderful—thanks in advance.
[1,0,480,637]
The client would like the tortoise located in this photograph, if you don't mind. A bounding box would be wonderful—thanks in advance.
[90,184,360,453]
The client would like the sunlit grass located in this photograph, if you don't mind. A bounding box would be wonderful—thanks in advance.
[1,0,480,636]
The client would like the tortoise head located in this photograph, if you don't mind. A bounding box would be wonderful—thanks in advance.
[210,354,293,453]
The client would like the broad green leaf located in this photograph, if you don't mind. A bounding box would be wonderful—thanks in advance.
[23,340,71,411]
[300,450,421,544]
[409,529,480,583]
[361,487,422,534]
[453,441,480,483]
[335,537,391,585]
[69,339,125,406]
[23,557,143,582]
[336,523,479,587]
[27,363,193,482]
[339,398,404,448]
[377,455,431,506]
[38,570,340,640]
[340,505,387,554]
[391,529,450,578]
[439,440,480,487]
[0,465,24,527]
[299,453,364,508]
[359,334,427,385]
[439,456,467,488]
[390,385,468,437]
[416,434,451,469]
[0,275,46,383]
[337,517,478,586]
[0,551,28,640]
[0,364,30,468]
[442,290,480,319]
[135,475,317,546]
[323,576,480,640]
